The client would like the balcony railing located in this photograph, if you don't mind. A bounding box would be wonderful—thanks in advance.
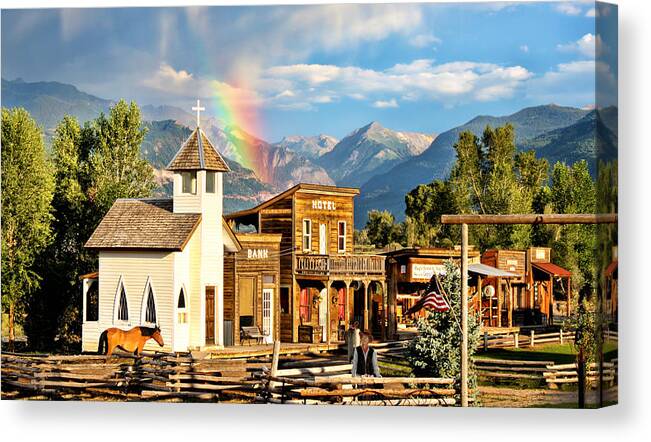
[295,253,386,277]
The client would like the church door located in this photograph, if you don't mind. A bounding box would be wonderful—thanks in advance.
[205,286,215,345]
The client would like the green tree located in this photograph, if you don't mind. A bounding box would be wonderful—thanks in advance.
[88,100,155,221]
[29,101,157,351]
[364,210,399,248]
[405,179,458,246]
[407,261,481,400]
[1,108,55,348]
[547,161,596,289]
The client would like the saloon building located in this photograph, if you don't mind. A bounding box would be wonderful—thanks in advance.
[225,184,387,344]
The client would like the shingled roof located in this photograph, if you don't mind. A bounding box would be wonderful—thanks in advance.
[167,128,230,172]
[85,199,201,251]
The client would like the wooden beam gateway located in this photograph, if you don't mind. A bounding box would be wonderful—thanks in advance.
[441,214,617,225]
[440,213,617,408]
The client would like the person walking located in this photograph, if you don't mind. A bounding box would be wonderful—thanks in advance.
[351,332,381,377]
[345,321,361,362]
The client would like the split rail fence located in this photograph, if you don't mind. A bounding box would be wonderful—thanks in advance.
[480,328,618,350]
[475,357,618,389]
[1,352,267,402]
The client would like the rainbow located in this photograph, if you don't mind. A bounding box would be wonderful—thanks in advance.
[209,78,262,174]
[186,24,266,180]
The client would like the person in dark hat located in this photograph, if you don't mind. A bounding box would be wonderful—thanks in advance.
[351,332,381,377]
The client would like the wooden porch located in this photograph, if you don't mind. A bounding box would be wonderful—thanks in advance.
[295,253,385,277]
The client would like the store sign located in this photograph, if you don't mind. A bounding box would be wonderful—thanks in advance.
[247,248,269,259]
[311,199,337,211]
[411,263,446,280]
[506,259,518,271]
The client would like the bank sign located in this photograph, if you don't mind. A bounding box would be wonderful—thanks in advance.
[411,263,446,281]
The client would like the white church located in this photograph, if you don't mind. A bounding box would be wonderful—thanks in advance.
[81,101,242,353]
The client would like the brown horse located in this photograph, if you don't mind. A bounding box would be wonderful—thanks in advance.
[98,326,164,356]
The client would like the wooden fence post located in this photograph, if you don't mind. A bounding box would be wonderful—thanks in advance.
[269,340,281,394]
[560,328,564,344]
[483,332,488,350]
[530,330,535,347]
[514,332,519,349]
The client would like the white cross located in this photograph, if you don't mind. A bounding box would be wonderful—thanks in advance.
[192,99,205,128]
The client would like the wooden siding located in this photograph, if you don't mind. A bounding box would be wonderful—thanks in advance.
[482,249,526,278]
[83,250,175,353]
[528,247,551,264]
[223,235,281,345]
[293,192,355,255]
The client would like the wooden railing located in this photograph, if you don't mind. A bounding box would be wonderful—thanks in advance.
[295,254,385,277]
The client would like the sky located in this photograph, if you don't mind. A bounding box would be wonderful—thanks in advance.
[1,1,617,142]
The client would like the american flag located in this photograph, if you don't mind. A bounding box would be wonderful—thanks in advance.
[404,275,450,315]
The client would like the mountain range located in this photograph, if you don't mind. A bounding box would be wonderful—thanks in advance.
[355,104,617,226]
[317,122,435,187]
[2,78,617,226]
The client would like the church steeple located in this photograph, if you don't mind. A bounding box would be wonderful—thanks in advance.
[166,100,230,173]
[168,100,229,215]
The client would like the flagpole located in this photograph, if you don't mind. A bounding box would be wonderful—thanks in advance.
[461,223,469,407]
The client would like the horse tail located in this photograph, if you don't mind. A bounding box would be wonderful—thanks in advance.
[98,330,108,355]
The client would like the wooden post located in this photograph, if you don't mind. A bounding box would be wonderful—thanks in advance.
[477,275,483,316]
[549,275,554,325]
[514,332,519,348]
[363,282,369,332]
[507,280,513,328]
[560,327,564,344]
[461,223,469,407]
[567,277,572,317]
[530,329,535,347]
[483,331,488,350]
[388,260,398,340]
[497,277,502,328]
[269,340,281,391]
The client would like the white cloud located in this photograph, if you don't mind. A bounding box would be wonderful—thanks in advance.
[557,33,605,59]
[555,3,582,16]
[142,63,263,108]
[526,60,596,105]
[262,59,532,109]
[585,8,596,17]
[185,4,425,78]
[520,44,529,53]
[408,33,441,48]
[373,99,399,109]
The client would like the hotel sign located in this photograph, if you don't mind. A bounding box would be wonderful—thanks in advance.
[311,199,337,211]
[411,263,446,281]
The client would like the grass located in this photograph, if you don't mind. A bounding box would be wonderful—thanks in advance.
[476,341,618,365]
[378,359,413,377]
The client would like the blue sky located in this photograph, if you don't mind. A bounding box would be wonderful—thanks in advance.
[1,1,617,141]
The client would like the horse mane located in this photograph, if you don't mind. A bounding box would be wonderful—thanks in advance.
[139,326,158,337]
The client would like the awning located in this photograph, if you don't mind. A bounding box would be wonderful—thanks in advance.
[468,263,519,278]
[532,262,571,277]
[605,260,618,277]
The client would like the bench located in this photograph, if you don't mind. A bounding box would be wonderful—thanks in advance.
[241,326,265,345]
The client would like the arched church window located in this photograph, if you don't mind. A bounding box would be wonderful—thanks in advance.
[116,282,129,322]
[144,284,157,324]
[177,288,187,323]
